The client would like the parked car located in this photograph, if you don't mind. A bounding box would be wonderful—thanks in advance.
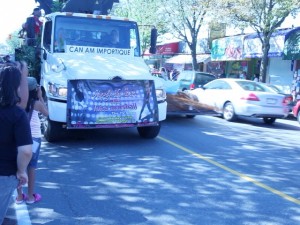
[292,100,300,124]
[265,84,295,112]
[190,79,290,124]
[177,71,216,91]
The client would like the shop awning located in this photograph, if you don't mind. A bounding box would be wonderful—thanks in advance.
[243,28,293,58]
[156,42,179,55]
[165,54,211,64]
[283,27,300,60]
[143,42,179,56]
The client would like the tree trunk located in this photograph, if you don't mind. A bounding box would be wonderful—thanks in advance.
[190,39,198,71]
[191,49,198,71]
[260,36,270,83]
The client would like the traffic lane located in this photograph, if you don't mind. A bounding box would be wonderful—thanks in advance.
[25,124,300,225]
[162,115,300,203]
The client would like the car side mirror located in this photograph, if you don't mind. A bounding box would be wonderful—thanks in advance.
[42,49,47,60]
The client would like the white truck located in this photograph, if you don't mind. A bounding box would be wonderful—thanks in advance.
[37,12,167,142]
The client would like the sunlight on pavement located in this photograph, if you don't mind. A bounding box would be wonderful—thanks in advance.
[158,136,300,205]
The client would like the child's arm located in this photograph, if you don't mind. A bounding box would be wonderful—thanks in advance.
[35,86,49,117]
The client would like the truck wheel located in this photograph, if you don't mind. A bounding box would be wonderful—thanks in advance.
[43,118,64,142]
[137,123,161,139]
[263,117,276,124]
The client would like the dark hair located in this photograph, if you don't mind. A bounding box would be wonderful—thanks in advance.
[0,65,22,107]
[33,7,40,12]
[26,89,38,113]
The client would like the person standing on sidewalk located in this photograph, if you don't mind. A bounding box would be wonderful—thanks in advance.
[16,77,48,204]
[253,73,260,82]
[0,64,32,224]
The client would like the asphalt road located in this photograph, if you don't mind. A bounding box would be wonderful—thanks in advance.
[3,115,300,225]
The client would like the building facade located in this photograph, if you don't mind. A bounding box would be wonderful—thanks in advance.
[211,27,299,94]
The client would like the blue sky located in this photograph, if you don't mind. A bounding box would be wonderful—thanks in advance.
[0,0,38,43]
[0,0,299,45]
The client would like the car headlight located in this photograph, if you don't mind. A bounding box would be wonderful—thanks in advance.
[48,82,67,98]
[156,88,166,102]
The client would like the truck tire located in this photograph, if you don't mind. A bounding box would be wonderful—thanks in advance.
[43,118,64,142]
[137,123,161,139]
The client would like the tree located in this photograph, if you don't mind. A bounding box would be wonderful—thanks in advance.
[159,0,215,71]
[111,0,164,54]
[225,0,300,82]
[5,31,23,54]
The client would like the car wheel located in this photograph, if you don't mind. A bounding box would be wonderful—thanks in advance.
[297,111,300,124]
[186,115,196,118]
[223,102,236,121]
[263,117,276,124]
[137,123,161,139]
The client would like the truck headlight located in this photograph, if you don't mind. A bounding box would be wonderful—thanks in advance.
[155,89,166,103]
[48,82,67,98]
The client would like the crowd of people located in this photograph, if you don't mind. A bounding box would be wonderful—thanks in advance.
[151,67,180,81]
[0,60,47,224]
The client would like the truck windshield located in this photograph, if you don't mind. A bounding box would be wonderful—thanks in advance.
[54,16,140,56]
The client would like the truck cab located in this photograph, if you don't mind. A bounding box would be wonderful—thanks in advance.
[39,12,167,141]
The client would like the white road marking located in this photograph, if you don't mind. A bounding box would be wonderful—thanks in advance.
[13,190,32,225]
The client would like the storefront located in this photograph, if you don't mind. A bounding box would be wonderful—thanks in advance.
[210,35,251,78]
[164,54,211,71]
[283,27,300,100]
[244,28,294,90]
[143,41,180,70]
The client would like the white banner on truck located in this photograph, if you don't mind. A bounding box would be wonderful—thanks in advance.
[65,45,133,56]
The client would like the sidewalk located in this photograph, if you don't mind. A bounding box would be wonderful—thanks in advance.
[2,200,17,225]
[2,190,31,225]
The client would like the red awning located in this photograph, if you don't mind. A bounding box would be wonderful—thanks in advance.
[143,42,179,56]
[156,42,179,55]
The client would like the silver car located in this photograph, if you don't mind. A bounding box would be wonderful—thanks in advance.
[190,79,289,124]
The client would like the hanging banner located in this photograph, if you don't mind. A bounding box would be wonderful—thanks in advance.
[243,28,293,58]
[211,35,244,61]
[283,27,300,60]
[67,79,159,129]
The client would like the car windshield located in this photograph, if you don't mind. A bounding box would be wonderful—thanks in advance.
[195,73,215,86]
[54,16,140,55]
[266,85,284,94]
[236,81,271,92]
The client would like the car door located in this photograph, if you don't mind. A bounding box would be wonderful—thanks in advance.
[200,80,232,112]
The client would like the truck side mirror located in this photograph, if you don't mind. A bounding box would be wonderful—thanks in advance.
[149,27,157,54]
[43,49,47,60]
